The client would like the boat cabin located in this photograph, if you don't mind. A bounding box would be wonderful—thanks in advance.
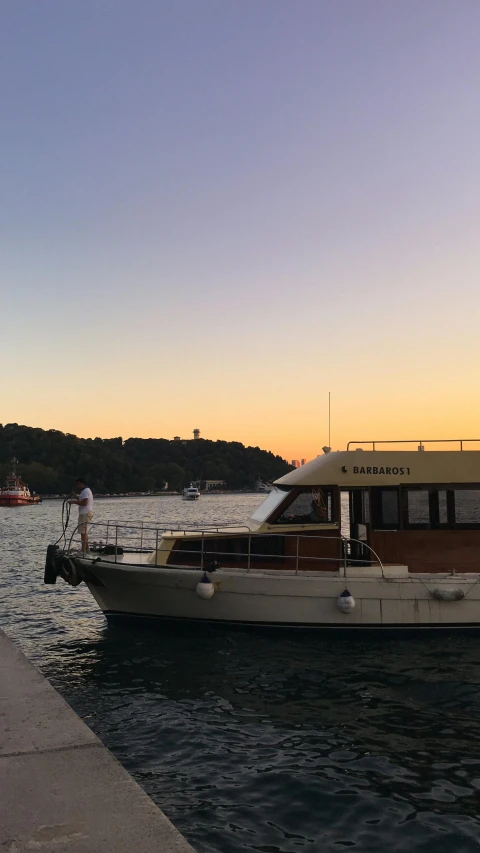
[153,440,480,574]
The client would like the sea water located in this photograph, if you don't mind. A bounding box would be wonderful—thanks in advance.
[1,495,480,852]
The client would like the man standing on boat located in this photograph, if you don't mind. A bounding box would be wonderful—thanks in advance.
[69,478,94,555]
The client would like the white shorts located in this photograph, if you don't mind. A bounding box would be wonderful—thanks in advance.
[78,511,93,534]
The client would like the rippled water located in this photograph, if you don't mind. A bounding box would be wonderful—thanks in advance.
[2,496,480,852]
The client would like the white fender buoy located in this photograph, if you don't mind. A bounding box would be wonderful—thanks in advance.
[431,588,465,601]
[337,589,355,614]
[196,571,215,600]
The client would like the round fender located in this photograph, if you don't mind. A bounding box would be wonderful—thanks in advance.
[337,589,356,614]
[431,588,465,601]
[196,572,215,600]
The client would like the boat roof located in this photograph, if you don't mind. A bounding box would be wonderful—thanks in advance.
[275,447,480,487]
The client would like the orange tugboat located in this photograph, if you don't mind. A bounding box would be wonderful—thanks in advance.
[0,458,41,506]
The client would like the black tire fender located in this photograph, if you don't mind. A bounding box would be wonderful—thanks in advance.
[61,556,84,587]
[44,544,60,584]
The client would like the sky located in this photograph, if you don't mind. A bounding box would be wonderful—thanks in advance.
[1,0,480,461]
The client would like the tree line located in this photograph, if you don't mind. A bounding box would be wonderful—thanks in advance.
[0,423,292,494]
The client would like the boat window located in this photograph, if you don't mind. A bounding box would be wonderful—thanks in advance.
[177,539,202,553]
[248,535,285,560]
[371,488,400,529]
[250,487,290,524]
[204,538,248,562]
[170,537,251,565]
[400,487,480,529]
[453,490,480,527]
[438,490,448,525]
[404,489,431,528]
[204,536,285,563]
[274,488,333,525]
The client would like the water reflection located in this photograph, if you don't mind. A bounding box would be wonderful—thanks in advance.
[2,498,480,851]
[38,626,480,853]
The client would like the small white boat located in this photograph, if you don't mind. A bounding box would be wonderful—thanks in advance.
[182,484,200,501]
[256,482,272,494]
[45,437,480,630]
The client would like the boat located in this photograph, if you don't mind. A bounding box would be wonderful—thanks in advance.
[182,484,200,501]
[45,439,480,629]
[0,458,41,506]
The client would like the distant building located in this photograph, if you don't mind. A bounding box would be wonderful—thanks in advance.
[291,460,300,468]
[191,479,226,491]
[193,428,200,440]
[205,479,226,491]
[172,435,186,445]
[301,459,307,466]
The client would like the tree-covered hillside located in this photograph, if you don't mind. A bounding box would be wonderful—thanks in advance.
[0,424,292,494]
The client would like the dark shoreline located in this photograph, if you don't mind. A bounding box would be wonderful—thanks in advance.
[39,491,265,500]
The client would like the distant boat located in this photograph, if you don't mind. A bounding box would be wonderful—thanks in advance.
[0,458,41,506]
[256,481,272,493]
[182,484,200,501]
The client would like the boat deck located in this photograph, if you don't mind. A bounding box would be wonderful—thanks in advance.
[80,552,479,581]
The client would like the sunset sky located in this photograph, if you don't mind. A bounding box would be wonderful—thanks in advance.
[2,0,479,461]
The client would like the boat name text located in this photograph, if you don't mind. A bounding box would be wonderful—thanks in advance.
[350,466,411,476]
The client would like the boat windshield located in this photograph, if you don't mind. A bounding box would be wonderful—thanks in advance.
[250,487,290,523]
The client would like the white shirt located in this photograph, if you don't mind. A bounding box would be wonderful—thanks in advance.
[79,487,93,515]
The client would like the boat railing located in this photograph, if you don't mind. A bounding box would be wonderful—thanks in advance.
[86,519,251,533]
[347,438,480,451]
[67,520,251,554]
[70,521,384,577]
[104,519,251,549]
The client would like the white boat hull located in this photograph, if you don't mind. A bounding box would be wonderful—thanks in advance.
[79,559,480,628]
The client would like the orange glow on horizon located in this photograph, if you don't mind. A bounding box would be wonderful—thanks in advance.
[5,387,480,466]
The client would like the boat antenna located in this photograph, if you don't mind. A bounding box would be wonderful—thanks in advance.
[328,392,331,449]
[322,393,332,454]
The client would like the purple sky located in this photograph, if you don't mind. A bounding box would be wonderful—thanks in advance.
[2,1,480,457]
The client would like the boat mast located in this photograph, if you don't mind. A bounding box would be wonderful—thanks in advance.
[328,392,331,450]
[322,393,332,455]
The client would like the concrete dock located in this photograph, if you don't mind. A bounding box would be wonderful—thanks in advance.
[0,629,195,852]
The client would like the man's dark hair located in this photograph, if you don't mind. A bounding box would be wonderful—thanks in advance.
[76,478,86,486]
